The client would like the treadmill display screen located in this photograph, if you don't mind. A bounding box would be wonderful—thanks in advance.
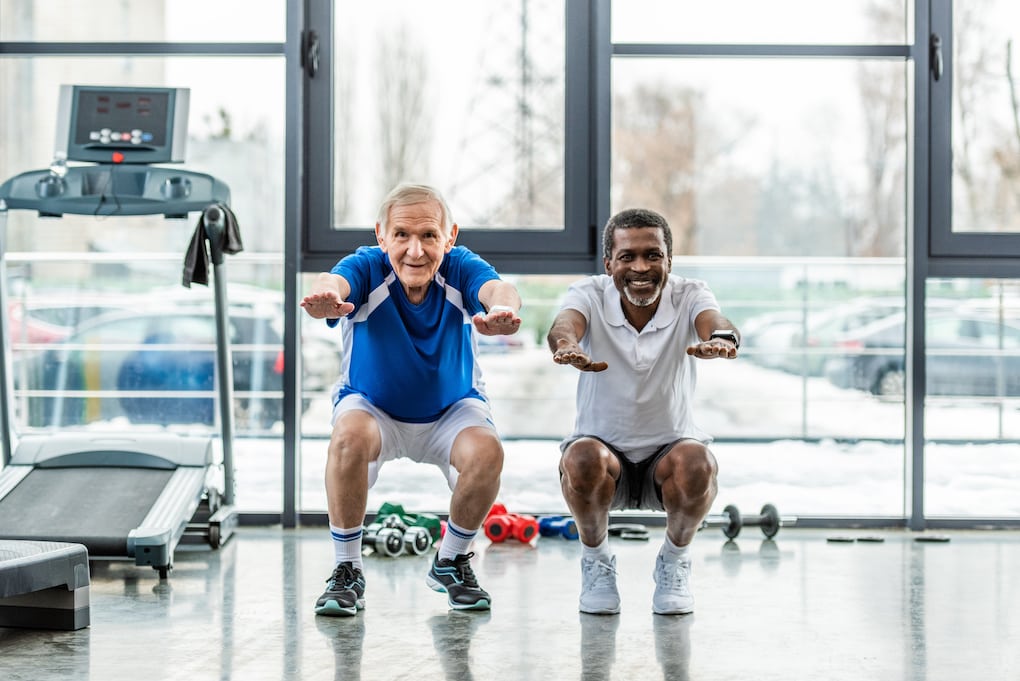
[58,85,189,164]
[73,90,170,148]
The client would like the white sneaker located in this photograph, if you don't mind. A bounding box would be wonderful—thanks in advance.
[579,555,621,614]
[652,553,694,615]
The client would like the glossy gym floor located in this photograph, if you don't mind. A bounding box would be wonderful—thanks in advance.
[2,525,1018,681]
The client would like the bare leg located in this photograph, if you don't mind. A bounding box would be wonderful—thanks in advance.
[448,426,504,530]
[325,410,382,528]
[655,441,719,547]
[559,438,620,547]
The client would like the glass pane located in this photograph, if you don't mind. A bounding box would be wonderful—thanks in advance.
[611,59,909,257]
[0,0,285,41]
[925,278,1020,518]
[333,1,566,229]
[951,1,1020,233]
[0,57,286,252]
[1,55,287,513]
[299,266,908,517]
[612,0,910,45]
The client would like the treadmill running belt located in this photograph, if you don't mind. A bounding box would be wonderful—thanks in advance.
[0,467,175,556]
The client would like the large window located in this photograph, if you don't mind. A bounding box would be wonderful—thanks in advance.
[3,1,1019,524]
[303,0,594,274]
[930,0,1020,259]
[0,2,289,513]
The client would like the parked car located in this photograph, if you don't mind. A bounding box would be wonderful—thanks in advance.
[822,312,1020,398]
[741,299,908,374]
[18,306,338,429]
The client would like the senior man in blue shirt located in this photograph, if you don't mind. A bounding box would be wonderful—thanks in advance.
[302,183,522,616]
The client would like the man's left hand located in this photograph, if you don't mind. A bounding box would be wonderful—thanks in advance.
[473,305,521,336]
[686,339,738,359]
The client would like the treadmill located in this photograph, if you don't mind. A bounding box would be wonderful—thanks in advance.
[0,85,238,579]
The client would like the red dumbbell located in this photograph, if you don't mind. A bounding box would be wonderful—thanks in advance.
[484,503,539,543]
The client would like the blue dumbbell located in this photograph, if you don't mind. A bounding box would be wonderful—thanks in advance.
[538,516,579,540]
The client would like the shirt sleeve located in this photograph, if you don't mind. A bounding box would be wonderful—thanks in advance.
[684,279,722,324]
[559,277,595,320]
[330,246,377,310]
[448,247,500,315]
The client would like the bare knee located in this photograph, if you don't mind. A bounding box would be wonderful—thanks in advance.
[658,443,718,502]
[560,439,617,496]
[451,428,504,484]
[328,411,380,470]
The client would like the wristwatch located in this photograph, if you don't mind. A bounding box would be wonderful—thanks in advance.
[709,329,740,349]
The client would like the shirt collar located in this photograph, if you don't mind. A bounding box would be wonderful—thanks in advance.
[602,276,676,330]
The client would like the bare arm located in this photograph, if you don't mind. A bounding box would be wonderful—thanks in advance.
[686,309,740,360]
[300,272,355,320]
[547,308,608,372]
[473,279,523,336]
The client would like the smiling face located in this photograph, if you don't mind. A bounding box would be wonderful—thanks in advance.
[605,226,671,310]
[376,198,458,303]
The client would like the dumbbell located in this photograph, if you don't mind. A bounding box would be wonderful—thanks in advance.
[484,504,539,543]
[377,502,443,545]
[538,516,579,540]
[377,513,432,555]
[363,523,405,557]
[702,504,782,539]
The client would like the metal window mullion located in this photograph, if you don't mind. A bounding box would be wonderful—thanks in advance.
[612,43,911,58]
[0,42,284,56]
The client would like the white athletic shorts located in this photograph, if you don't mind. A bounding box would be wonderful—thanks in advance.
[332,394,498,491]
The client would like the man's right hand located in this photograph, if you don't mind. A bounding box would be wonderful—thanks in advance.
[300,291,355,319]
[552,347,608,373]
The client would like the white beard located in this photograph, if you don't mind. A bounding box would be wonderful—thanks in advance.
[623,287,659,307]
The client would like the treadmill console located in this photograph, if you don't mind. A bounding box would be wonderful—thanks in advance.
[55,85,189,164]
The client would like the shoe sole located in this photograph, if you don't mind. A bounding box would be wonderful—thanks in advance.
[579,601,621,615]
[652,603,693,615]
[426,575,491,611]
[314,598,365,617]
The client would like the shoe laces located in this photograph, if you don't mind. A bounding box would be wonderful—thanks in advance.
[583,557,617,590]
[657,557,690,591]
[327,562,358,590]
[445,552,480,588]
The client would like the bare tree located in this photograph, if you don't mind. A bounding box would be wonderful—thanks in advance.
[953,0,994,228]
[612,83,702,254]
[375,27,431,193]
[851,1,908,257]
[334,42,354,224]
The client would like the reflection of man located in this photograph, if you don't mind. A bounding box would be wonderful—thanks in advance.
[580,613,619,680]
[547,208,739,615]
[302,184,522,616]
[429,611,491,680]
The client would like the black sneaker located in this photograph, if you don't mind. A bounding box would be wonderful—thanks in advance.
[426,552,491,610]
[315,562,366,616]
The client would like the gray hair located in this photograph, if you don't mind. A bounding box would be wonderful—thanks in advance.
[377,183,453,234]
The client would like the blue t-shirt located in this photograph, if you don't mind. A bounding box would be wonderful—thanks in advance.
[328,245,499,422]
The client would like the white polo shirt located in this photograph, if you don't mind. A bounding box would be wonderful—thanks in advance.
[560,274,720,462]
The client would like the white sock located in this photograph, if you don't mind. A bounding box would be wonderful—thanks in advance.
[659,533,691,562]
[438,520,477,561]
[330,524,364,571]
[581,536,613,562]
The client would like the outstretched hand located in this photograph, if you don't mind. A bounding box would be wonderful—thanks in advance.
[473,306,522,336]
[685,339,738,359]
[300,291,355,319]
[552,347,609,373]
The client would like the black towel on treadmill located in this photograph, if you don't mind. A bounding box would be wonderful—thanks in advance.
[182,202,244,287]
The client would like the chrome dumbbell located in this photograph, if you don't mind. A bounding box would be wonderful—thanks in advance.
[363,522,405,557]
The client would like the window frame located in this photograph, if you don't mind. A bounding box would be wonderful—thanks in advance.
[927,0,1020,271]
[300,1,605,275]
